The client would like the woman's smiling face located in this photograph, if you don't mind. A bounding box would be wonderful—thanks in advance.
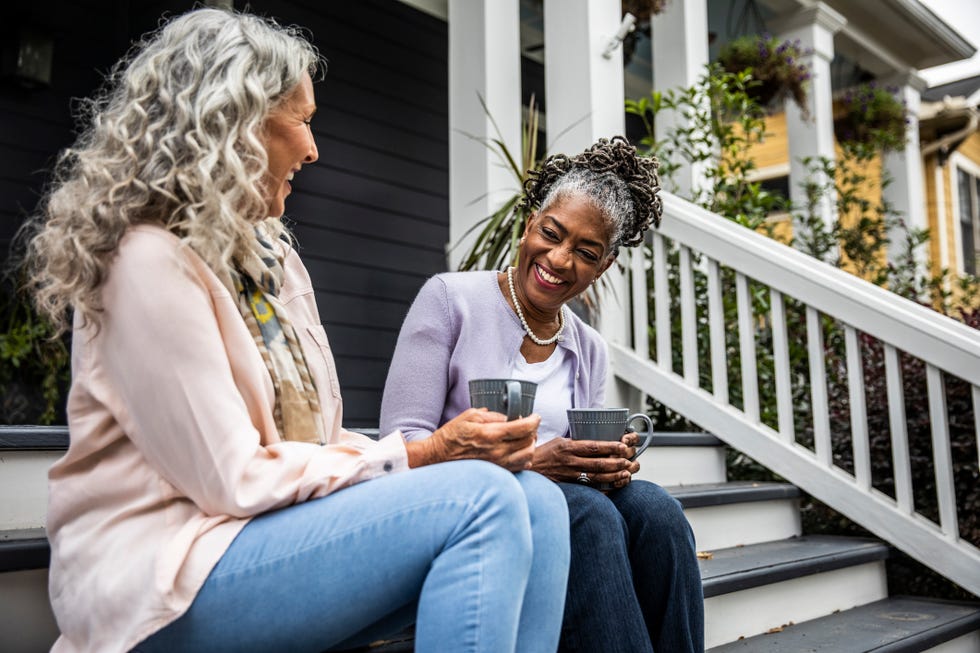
[261,71,319,218]
[517,193,616,313]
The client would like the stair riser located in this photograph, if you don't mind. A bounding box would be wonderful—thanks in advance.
[685,499,802,551]
[634,446,727,486]
[0,451,59,532]
[0,569,58,653]
[704,561,888,648]
[925,632,980,653]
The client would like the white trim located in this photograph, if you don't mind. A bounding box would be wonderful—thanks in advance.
[745,163,791,183]
[935,163,950,273]
[949,152,980,276]
[397,0,448,20]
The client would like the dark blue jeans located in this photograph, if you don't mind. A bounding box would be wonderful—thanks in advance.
[557,480,704,653]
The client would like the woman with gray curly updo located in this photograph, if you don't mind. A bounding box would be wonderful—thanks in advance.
[24,8,571,653]
[382,136,705,652]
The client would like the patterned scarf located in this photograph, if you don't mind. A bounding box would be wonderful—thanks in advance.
[229,228,325,444]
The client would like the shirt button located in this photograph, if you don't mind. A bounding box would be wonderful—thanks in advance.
[575,372,580,379]
[383,461,393,472]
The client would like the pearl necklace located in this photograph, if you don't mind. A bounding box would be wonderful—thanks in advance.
[507,266,565,346]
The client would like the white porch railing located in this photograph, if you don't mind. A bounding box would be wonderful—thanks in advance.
[612,192,980,597]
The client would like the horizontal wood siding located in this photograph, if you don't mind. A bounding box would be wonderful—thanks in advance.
[0,0,449,427]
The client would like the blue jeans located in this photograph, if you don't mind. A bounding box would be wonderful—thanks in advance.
[135,461,570,653]
[557,480,704,653]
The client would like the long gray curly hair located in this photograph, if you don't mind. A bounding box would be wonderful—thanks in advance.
[22,8,322,333]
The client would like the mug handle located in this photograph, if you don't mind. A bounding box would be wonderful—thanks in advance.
[504,380,522,421]
[626,413,654,460]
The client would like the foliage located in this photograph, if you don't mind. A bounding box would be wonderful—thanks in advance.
[0,278,69,425]
[621,0,669,23]
[716,34,812,117]
[834,83,908,153]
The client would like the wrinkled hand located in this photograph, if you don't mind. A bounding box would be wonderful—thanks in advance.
[415,408,539,473]
[532,436,639,489]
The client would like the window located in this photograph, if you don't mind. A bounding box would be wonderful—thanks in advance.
[956,167,980,276]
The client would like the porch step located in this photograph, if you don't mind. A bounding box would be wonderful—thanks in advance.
[700,535,891,648]
[706,596,980,653]
[634,432,727,485]
[669,481,802,551]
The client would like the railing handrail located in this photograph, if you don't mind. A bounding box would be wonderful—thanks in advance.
[657,193,980,386]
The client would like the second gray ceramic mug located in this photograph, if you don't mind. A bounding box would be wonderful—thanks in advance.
[566,408,654,460]
[469,379,537,421]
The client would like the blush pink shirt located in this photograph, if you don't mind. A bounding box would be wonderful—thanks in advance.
[46,225,408,652]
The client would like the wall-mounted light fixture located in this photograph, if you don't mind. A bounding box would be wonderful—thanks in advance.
[1,28,54,88]
[602,13,637,59]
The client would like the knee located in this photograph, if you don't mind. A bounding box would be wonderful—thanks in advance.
[515,471,569,555]
[617,481,695,546]
[448,460,535,557]
[561,483,627,544]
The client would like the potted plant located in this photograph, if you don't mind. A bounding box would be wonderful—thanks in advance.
[833,83,908,152]
[717,34,812,117]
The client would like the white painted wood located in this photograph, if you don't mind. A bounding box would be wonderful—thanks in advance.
[845,325,871,490]
[0,451,59,531]
[630,246,649,360]
[707,259,728,402]
[806,307,832,467]
[683,499,802,552]
[654,193,980,387]
[0,569,59,653]
[704,562,887,649]
[925,631,980,653]
[883,77,928,270]
[770,289,794,442]
[736,273,759,422]
[609,344,980,596]
[771,4,847,231]
[885,343,914,514]
[926,364,959,540]
[679,245,698,384]
[447,0,522,269]
[649,0,708,197]
[653,232,671,369]
[633,446,727,487]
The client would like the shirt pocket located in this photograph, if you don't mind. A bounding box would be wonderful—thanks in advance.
[301,324,342,399]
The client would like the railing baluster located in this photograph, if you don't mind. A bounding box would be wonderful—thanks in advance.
[845,326,870,490]
[630,246,648,360]
[770,289,793,442]
[736,273,759,422]
[653,233,670,370]
[807,307,831,467]
[926,365,959,540]
[679,246,698,385]
[885,344,913,514]
[708,259,728,403]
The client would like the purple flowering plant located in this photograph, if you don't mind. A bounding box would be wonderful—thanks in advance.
[834,82,908,152]
[717,34,812,117]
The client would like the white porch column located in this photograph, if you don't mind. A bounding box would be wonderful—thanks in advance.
[650,0,709,198]
[544,0,637,408]
[772,4,846,232]
[883,75,928,269]
[447,0,522,270]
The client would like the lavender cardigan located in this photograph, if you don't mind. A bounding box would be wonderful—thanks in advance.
[380,270,608,440]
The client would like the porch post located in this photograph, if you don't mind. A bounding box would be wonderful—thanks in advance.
[544,0,638,408]
[882,75,928,269]
[772,3,847,233]
[650,0,709,198]
[447,0,522,270]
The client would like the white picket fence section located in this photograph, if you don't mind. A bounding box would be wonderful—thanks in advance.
[612,191,980,596]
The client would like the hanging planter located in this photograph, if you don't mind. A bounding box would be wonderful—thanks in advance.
[621,0,669,23]
[717,34,812,117]
[833,83,908,152]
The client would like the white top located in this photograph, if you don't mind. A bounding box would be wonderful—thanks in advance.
[513,346,574,444]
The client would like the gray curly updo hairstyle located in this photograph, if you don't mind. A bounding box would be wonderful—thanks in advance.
[520,136,662,252]
[22,8,322,333]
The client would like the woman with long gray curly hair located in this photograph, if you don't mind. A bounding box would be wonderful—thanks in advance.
[383,136,704,653]
[25,8,570,652]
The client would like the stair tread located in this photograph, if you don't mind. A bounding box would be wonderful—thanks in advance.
[667,481,802,508]
[700,535,889,598]
[706,595,980,652]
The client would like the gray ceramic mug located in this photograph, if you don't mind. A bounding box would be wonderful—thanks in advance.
[566,408,654,460]
[469,379,537,421]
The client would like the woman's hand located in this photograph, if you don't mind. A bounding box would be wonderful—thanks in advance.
[532,437,639,489]
[406,408,539,473]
